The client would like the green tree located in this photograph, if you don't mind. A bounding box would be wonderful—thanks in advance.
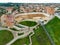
[0,8,7,16]
[12,5,20,13]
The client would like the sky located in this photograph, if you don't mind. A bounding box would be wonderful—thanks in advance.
[0,0,60,3]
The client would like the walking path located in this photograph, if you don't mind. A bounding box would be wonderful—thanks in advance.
[0,25,34,45]
[29,29,35,45]
[39,21,55,45]
[55,13,60,19]
[5,23,38,45]
[6,30,32,45]
[15,12,50,17]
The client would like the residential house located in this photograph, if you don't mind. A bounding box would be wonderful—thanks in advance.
[45,6,55,15]
[1,14,14,28]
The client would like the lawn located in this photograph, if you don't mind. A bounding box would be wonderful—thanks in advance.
[0,30,14,45]
[10,28,19,31]
[15,25,24,28]
[11,25,51,45]
[32,25,51,45]
[19,21,37,27]
[12,36,30,45]
[45,16,60,45]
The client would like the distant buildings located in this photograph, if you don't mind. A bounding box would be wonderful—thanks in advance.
[0,4,56,28]
[19,4,55,15]
[5,4,56,15]
[45,6,55,15]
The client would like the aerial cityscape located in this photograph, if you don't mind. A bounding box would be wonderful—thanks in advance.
[0,3,60,45]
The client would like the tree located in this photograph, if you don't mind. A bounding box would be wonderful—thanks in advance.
[12,5,20,13]
[0,8,7,16]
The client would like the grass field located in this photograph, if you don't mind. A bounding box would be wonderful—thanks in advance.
[32,25,51,45]
[45,16,60,45]
[0,30,14,45]
[19,21,37,27]
[12,25,51,45]
[12,36,30,45]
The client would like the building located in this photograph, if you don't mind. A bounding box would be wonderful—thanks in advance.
[1,14,14,28]
[45,6,55,15]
